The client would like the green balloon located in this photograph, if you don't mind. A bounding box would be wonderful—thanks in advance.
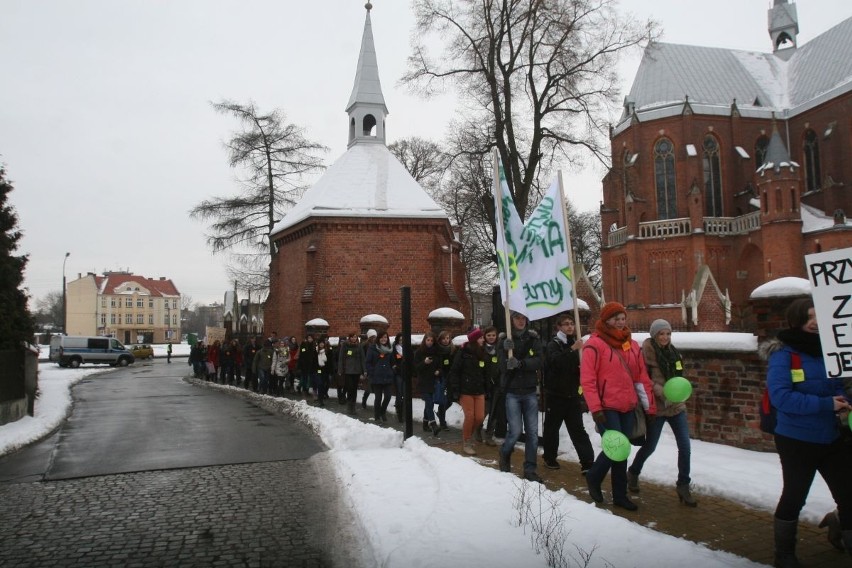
[848,412,852,431]
[664,376,692,403]
[601,429,631,462]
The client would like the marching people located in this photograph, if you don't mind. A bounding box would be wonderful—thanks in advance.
[272,337,290,396]
[435,330,456,431]
[627,319,697,506]
[297,334,318,397]
[233,338,244,387]
[338,332,366,415]
[366,331,395,422]
[361,329,377,409]
[316,338,331,406]
[760,297,852,566]
[253,339,275,395]
[543,313,595,474]
[286,337,299,392]
[580,302,656,511]
[206,339,221,381]
[449,328,488,455]
[498,311,545,483]
[392,333,405,423]
[483,326,505,446]
[189,341,206,378]
[243,336,260,391]
[219,339,235,385]
[414,332,442,436]
[336,335,348,404]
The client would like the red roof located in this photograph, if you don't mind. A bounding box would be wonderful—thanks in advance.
[96,273,180,297]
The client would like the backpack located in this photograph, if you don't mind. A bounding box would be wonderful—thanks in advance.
[759,352,801,435]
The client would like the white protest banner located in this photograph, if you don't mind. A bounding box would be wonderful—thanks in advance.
[205,326,227,345]
[492,157,528,316]
[805,247,852,379]
[514,178,575,320]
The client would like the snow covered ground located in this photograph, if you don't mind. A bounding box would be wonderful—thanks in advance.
[3,358,837,567]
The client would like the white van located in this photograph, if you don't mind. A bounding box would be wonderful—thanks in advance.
[49,336,135,368]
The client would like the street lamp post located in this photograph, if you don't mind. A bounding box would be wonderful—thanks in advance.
[165,300,172,342]
[62,252,70,335]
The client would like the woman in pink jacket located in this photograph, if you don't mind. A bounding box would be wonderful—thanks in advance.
[580,302,656,511]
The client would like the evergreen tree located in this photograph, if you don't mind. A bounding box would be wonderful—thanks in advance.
[0,164,35,350]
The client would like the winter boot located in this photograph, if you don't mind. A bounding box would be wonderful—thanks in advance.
[429,421,440,436]
[499,451,511,472]
[347,401,356,415]
[773,517,802,568]
[627,470,640,493]
[676,484,698,507]
[819,509,843,550]
[422,419,430,432]
[463,441,476,455]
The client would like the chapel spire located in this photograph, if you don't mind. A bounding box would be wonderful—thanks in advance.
[768,0,799,60]
[346,2,389,147]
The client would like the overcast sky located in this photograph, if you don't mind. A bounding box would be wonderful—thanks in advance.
[2,0,850,307]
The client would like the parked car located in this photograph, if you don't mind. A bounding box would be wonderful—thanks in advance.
[130,344,154,360]
[49,336,135,368]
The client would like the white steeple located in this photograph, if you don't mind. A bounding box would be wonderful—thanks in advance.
[768,0,799,60]
[346,2,389,148]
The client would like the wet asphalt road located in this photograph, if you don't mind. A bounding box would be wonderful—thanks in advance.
[0,360,365,567]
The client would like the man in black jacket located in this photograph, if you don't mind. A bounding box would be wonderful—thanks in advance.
[543,314,594,474]
[499,311,545,483]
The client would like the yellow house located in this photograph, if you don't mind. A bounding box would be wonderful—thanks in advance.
[66,271,181,344]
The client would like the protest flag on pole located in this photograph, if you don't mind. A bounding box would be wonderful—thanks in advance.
[492,151,527,327]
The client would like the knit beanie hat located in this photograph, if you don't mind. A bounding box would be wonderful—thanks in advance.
[367,329,377,339]
[467,328,483,343]
[599,302,626,323]
[649,319,672,339]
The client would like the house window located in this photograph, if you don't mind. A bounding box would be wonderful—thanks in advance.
[100,314,106,325]
[654,138,677,219]
[101,297,106,308]
[136,298,143,308]
[804,129,821,192]
[148,298,153,308]
[111,314,116,324]
[136,314,143,324]
[164,315,169,325]
[125,298,132,308]
[172,300,178,309]
[117,314,122,325]
[110,298,116,308]
[755,135,769,166]
[149,314,154,325]
[703,135,723,216]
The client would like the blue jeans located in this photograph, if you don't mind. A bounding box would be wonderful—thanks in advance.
[587,409,636,501]
[422,392,436,422]
[629,411,691,486]
[501,391,539,474]
[257,369,270,393]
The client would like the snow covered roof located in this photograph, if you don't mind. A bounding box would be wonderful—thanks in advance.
[750,277,811,299]
[271,143,448,235]
[617,16,852,130]
[801,203,852,233]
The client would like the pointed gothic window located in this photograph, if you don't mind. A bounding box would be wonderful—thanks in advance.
[803,129,821,192]
[654,138,677,219]
[703,135,723,217]
[755,135,769,167]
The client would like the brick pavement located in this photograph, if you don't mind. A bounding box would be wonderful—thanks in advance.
[0,458,362,567]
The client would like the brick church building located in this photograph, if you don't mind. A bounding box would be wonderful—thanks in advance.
[600,1,851,331]
[265,4,469,339]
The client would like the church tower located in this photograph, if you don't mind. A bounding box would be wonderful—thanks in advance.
[756,127,803,279]
[266,3,469,339]
[768,0,799,60]
[346,2,388,147]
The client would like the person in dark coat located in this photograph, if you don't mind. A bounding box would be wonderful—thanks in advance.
[499,311,545,484]
[243,336,260,391]
[366,332,395,422]
[414,332,442,436]
[543,313,594,474]
[449,328,488,455]
[297,334,319,397]
[483,326,505,445]
[435,330,456,431]
[338,332,366,415]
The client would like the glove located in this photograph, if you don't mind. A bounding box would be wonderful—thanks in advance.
[503,338,514,351]
[592,411,606,425]
[506,357,522,370]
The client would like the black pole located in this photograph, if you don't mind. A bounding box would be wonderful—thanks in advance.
[401,286,413,439]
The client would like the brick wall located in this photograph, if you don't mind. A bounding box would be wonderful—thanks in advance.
[268,217,470,340]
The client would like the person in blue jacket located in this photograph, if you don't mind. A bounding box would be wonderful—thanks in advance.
[761,297,852,567]
[366,332,396,423]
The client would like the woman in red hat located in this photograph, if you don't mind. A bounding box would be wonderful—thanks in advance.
[450,328,488,455]
[580,302,656,511]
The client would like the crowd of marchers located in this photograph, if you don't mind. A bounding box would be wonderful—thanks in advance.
[185,297,852,566]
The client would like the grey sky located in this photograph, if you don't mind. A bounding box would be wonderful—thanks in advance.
[2,0,849,306]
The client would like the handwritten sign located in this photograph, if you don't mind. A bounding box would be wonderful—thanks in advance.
[805,247,852,379]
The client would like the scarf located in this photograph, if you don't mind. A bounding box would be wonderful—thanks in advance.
[377,343,393,355]
[777,328,822,358]
[651,340,682,380]
[595,319,632,350]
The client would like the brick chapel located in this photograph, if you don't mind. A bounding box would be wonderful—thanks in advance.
[265,4,469,339]
[600,1,851,331]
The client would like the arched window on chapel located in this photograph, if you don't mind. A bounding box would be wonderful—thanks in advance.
[654,138,677,219]
[703,135,723,217]
[803,129,821,192]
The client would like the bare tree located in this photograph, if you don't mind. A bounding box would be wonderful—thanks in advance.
[388,137,450,192]
[403,0,655,220]
[190,100,327,295]
[34,291,63,330]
